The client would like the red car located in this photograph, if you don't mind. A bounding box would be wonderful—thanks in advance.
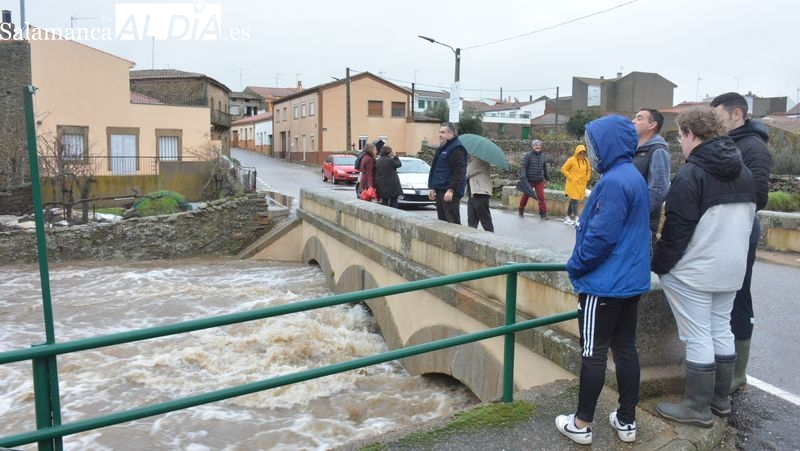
[322,154,360,184]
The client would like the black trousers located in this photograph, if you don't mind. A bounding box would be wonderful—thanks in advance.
[731,220,759,340]
[434,189,461,224]
[467,194,494,232]
[576,293,641,425]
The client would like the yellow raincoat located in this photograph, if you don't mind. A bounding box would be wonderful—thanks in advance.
[561,144,592,201]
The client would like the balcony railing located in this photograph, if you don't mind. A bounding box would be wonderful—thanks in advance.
[211,109,232,128]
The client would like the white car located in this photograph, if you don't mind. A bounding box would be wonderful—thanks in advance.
[356,156,435,207]
[396,157,435,207]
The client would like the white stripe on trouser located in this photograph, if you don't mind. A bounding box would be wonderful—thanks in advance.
[582,295,598,357]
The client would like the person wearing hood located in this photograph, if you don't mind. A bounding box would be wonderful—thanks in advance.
[652,106,756,428]
[560,144,592,225]
[631,108,671,252]
[711,92,772,395]
[556,115,650,445]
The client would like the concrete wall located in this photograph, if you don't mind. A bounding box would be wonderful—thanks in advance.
[501,186,800,253]
[252,188,685,400]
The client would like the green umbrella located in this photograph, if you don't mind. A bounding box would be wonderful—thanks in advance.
[458,134,510,169]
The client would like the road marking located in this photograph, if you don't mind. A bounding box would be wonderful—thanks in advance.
[748,375,800,406]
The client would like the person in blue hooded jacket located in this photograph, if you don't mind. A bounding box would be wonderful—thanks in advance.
[555,115,651,446]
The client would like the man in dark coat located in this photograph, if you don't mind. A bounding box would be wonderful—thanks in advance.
[427,123,467,224]
[518,139,549,218]
[711,92,772,395]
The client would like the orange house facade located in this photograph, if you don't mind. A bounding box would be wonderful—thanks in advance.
[2,26,214,178]
[272,72,439,163]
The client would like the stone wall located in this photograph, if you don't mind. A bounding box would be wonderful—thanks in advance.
[0,192,272,265]
[0,40,32,189]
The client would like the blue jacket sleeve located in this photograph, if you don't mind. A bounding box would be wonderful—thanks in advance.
[566,182,628,279]
[648,147,671,213]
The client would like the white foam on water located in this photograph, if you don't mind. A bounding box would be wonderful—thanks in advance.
[1,258,477,450]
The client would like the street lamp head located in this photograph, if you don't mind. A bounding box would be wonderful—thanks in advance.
[417,35,435,43]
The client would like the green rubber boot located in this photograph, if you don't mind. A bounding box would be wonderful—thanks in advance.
[729,339,750,395]
[656,361,715,428]
[711,354,736,416]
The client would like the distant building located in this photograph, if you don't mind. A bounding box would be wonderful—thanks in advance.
[244,85,301,114]
[411,89,449,115]
[231,111,273,154]
[272,72,439,163]
[129,69,233,154]
[229,90,265,119]
[571,71,676,116]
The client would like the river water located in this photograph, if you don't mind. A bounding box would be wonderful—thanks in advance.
[0,258,477,450]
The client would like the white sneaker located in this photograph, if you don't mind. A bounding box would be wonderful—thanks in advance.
[564,217,575,225]
[555,413,592,445]
[609,410,636,443]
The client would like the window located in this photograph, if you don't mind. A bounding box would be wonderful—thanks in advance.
[418,99,425,109]
[57,125,88,161]
[283,107,288,121]
[368,100,383,116]
[391,102,405,118]
[293,105,299,119]
[106,127,139,175]
[156,129,182,161]
[309,101,315,116]
[301,103,307,117]
[358,136,367,150]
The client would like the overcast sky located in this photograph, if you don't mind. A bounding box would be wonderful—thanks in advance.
[2,0,798,108]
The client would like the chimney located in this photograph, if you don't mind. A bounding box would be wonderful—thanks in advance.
[296,80,302,90]
[617,72,622,78]
[529,95,532,101]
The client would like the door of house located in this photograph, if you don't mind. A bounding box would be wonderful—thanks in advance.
[521,126,530,140]
[110,134,137,175]
[232,130,239,148]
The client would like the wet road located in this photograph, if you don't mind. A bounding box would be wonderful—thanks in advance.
[233,148,800,450]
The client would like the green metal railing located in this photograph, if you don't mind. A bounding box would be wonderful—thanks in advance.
[2,86,575,450]
[1,262,573,449]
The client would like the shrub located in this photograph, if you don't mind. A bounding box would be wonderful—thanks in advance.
[130,190,191,217]
[766,191,800,212]
[771,147,800,176]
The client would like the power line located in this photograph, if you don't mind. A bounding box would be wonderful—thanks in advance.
[463,0,642,51]
[349,68,556,95]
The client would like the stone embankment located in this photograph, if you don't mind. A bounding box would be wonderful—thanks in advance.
[0,193,274,265]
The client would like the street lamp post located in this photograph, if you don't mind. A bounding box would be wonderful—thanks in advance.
[418,35,461,124]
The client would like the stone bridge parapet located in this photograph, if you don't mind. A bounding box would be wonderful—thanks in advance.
[252,188,685,401]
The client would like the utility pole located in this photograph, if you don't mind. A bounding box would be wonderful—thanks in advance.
[554,86,560,134]
[346,67,352,152]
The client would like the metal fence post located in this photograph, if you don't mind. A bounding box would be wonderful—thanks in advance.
[503,270,518,402]
[25,85,63,450]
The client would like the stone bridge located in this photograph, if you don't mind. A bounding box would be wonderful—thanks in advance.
[242,188,685,402]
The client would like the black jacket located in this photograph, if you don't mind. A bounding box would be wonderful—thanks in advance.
[652,136,756,275]
[375,155,402,198]
[728,119,771,211]
[520,150,549,182]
